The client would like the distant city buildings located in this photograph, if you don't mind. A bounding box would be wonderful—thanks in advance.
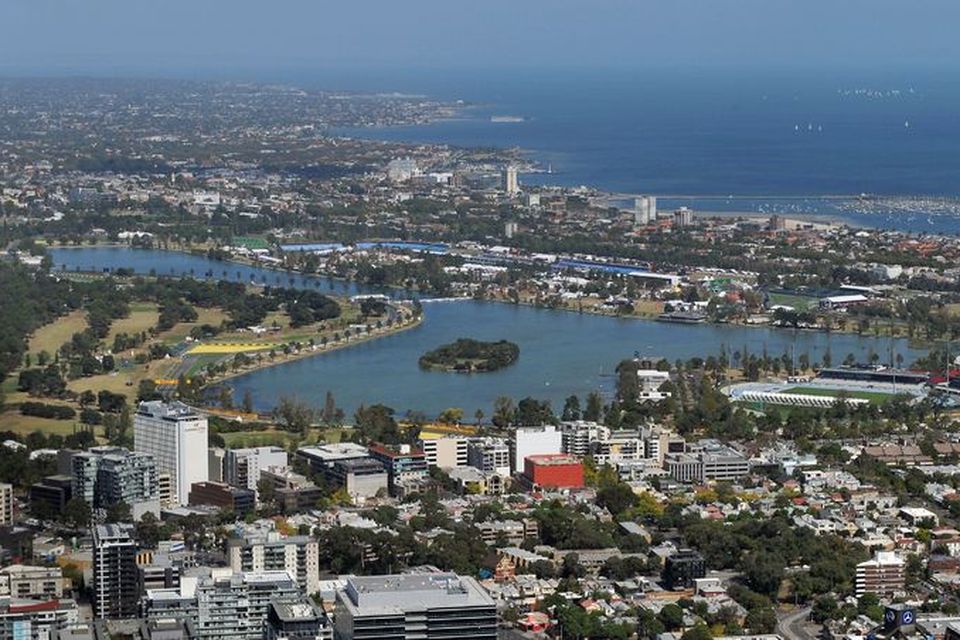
[0,483,12,526]
[134,401,209,506]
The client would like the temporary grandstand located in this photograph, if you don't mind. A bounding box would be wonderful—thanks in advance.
[736,389,871,409]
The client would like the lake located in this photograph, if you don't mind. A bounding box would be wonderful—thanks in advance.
[51,247,925,417]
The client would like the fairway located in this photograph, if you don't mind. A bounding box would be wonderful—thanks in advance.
[28,310,88,356]
[107,303,159,343]
[782,386,896,404]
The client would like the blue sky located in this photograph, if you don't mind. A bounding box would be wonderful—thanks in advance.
[1,0,955,75]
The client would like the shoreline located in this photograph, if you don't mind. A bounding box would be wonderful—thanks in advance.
[203,310,424,389]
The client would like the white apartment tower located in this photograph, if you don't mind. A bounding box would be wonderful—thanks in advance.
[135,401,209,506]
[502,165,519,197]
[634,195,657,226]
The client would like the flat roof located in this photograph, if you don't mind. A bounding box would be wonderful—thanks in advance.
[339,573,494,617]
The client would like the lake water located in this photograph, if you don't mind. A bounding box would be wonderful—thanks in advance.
[51,247,925,417]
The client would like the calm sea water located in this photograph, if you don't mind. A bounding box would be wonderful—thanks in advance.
[51,248,925,416]
[295,67,960,234]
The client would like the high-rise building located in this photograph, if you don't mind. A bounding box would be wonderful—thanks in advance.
[502,165,519,197]
[560,421,610,457]
[71,446,159,518]
[0,483,13,526]
[509,425,563,474]
[29,475,73,515]
[227,532,320,596]
[92,524,139,619]
[856,551,905,597]
[633,195,657,226]
[333,573,497,640]
[225,446,288,495]
[135,401,209,506]
[209,447,226,483]
[673,206,694,227]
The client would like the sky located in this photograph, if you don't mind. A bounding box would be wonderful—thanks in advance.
[0,0,956,76]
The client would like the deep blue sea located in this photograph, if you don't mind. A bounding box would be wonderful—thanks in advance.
[272,67,960,234]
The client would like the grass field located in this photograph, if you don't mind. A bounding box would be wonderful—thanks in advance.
[782,386,896,404]
[107,303,159,344]
[158,307,230,344]
[28,311,88,356]
[0,409,103,438]
[220,430,300,448]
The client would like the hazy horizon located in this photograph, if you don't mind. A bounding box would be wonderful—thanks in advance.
[1,0,956,78]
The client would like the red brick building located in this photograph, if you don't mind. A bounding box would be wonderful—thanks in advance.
[524,454,584,489]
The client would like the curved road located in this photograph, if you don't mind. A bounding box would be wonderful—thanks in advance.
[778,607,816,640]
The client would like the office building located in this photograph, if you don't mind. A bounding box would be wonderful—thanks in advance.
[367,443,428,496]
[419,435,468,469]
[523,454,584,490]
[466,438,511,477]
[636,369,672,402]
[502,165,519,197]
[225,446,288,495]
[189,481,256,515]
[333,573,497,640]
[135,401,209,506]
[227,533,320,595]
[633,195,657,226]
[666,440,750,484]
[71,446,159,518]
[92,524,139,619]
[0,565,66,599]
[662,549,706,590]
[143,568,304,640]
[856,551,905,597]
[29,475,73,515]
[0,483,12,526]
[475,520,539,547]
[296,443,371,477]
[266,601,332,640]
[510,425,563,474]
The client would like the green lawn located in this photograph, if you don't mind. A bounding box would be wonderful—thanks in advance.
[782,386,898,404]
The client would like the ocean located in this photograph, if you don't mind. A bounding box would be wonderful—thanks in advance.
[274,67,960,234]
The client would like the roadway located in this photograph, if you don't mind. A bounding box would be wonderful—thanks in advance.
[778,607,816,640]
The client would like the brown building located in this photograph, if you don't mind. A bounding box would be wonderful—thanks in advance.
[188,481,255,514]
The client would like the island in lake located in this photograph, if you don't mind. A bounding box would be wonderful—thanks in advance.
[419,338,520,373]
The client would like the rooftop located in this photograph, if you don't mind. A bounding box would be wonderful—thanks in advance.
[339,573,494,616]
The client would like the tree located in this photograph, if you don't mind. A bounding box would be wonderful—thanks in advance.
[562,395,582,421]
[321,390,338,425]
[438,407,464,425]
[492,396,514,428]
[136,512,161,549]
[274,396,316,434]
[63,498,92,529]
[242,389,254,414]
[584,391,604,422]
[681,625,713,640]
[105,501,132,523]
[659,603,685,631]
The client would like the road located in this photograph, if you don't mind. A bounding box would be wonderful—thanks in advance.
[778,607,816,640]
